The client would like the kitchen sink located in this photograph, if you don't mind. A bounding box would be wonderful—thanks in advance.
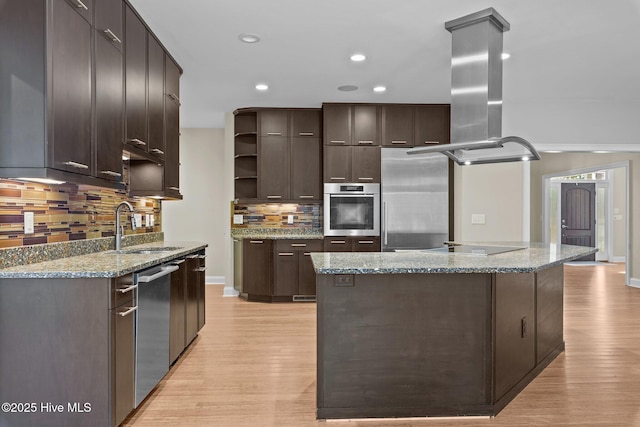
[106,247,183,255]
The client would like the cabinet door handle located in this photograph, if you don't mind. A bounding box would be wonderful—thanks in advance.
[266,132,282,136]
[118,306,138,317]
[198,254,207,259]
[298,132,314,136]
[291,243,307,247]
[298,195,314,199]
[330,240,346,244]
[249,240,264,244]
[63,161,89,169]
[358,177,374,181]
[303,252,311,256]
[100,170,122,177]
[168,93,181,104]
[117,284,138,294]
[150,148,165,155]
[278,252,294,256]
[423,140,440,144]
[70,0,88,10]
[358,140,374,145]
[197,267,207,272]
[329,140,346,144]
[167,186,180,191]
[103,29,122,44]
[128,138,146,146]
[266,195,282,199]
[330,177,346,181]
[391,140,407,145]
[171,259,185,265]
[358,240,374,244]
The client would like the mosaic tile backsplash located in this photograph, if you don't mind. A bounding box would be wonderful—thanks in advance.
[0,179,161,248]
[232,203,322,229]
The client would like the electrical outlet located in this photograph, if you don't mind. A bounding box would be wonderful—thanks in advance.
[471,214,486,224]
[24,212,34,234]
[145,214,150,227]
[134,214,143,228]
[287,215,294,224]
[150,214,155,226]
[233,214,243,225]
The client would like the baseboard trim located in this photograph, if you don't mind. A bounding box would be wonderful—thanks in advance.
[610,256,626,263]
[206,275,225,285]
[629,278,640,288]
[223,285,239,297]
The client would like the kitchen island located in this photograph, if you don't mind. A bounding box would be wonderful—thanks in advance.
[311,242,596,420]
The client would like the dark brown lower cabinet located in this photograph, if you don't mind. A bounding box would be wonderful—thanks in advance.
[169,258,186,364]
[112,294,135,427]
[185,254,200,344]
[274,240,323,299]
[238,239,273,301]
[323,236,381,252]
[197,253,206,330]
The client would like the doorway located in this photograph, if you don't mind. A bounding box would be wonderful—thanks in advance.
[542,162,629,278]
[560,182,596,261]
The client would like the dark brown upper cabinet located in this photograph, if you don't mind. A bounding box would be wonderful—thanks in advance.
[414,104,451,146]
[95,30,124,182]
[50,0,93,177]
[259,110,289,137]
[94,0,123,51]
[258,136,290,200]
[147,35,166,158]
[291,110,321,138]
[234,108,322,202]
[124,5,148,152]
[323,103,379,146]
[164,56,182,198]
[64,0,94,23]
[381,104,414,146]
[323,145,380,183]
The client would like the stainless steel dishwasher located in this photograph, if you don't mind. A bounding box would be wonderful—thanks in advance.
[134,263,179,407]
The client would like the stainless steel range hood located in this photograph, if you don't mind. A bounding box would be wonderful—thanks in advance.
[409,8,540,165]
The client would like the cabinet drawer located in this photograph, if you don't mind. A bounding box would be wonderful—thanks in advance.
[275,239,323,252]
[110,274,136,308]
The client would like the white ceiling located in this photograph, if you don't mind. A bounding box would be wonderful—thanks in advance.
[130,0,640,150]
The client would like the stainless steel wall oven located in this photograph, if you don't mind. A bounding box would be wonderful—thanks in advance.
[323,183,380,236]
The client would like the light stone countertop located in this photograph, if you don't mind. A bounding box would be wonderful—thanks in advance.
[311,242,597,274]
[0,241,207,279]
[231,228,323,240]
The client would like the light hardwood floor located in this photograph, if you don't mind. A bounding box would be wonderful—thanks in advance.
[124,263,640,427]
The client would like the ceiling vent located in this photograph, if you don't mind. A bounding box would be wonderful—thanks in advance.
[409,8,540,165]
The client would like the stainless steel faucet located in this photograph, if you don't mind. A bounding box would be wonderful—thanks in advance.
[115,201,136,251]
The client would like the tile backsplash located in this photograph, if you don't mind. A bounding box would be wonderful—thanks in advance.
[232,202,322,229]
[0,179,161,248]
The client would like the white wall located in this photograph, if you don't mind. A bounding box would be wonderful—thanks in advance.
[162,128,227,284]
[453,161,525,242]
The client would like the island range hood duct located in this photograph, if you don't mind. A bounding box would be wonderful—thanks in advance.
[408,8,540,165]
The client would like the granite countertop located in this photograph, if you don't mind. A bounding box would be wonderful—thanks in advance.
[231,228,324,240]
[310,242,597,274]
[0,241,207,279]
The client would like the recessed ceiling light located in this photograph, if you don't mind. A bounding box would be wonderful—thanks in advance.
[373,86,386,93]
[255,83,269,91]
[338,85,358,92]
[238,33,261,43]
[350,53,366,62]
[501,52,510,60]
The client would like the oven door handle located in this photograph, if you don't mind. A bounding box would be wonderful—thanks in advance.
[329,194,375,198]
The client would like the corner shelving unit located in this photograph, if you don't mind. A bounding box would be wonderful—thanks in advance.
[233,109,258,199]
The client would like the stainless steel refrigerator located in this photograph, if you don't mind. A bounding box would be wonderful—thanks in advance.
[381,148,449,251]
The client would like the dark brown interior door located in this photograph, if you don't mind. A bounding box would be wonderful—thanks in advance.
[561,183,596,261]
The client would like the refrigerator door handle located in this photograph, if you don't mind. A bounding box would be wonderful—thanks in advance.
[383,201,388,245]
